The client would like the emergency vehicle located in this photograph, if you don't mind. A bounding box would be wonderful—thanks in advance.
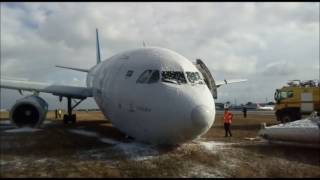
[274,80,320,122]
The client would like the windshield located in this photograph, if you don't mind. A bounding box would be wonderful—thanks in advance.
[186,72,204,84]
[275,90,293,101]
[161,71,187,84]
[274,90,280,101]
[137,70,160,84]
[148,70,160,83]
[137,70,152,83]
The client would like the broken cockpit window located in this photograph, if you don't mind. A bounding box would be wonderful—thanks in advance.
[186,72,204,84]
[161,71,187,84]
[137,70,160,84]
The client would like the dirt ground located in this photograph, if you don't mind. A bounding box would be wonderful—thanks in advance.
[0,110,319,178]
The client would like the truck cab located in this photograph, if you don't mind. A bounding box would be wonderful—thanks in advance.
[274,80,320,123]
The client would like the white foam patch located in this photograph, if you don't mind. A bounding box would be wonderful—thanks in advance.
[69,129,158,161]
[244,137,259,141]
[196,141,237,154]
[113,142,158,161]
[100,138,120,145]
[186,163,224,178]
[269,119,319,128]
[0,160,8,166]
[43,120,54,124]
[69,129,121,145]
[4,127,41,133]
[68,129,99,138]
[35,158,48,163]
[198,141,226,151]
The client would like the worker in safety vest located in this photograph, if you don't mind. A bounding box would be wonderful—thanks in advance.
[223,108,233,137]
[58,109,62,119]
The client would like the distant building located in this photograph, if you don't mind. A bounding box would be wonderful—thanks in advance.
[215,103,224,110]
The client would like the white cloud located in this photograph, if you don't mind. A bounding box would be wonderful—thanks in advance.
[1,2,319,108]
[261,61,297,76]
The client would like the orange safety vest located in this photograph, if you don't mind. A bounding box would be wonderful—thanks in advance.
[224,111,233,124]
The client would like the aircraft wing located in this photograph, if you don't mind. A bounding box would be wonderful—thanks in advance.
[0,79,92,99]
[215,79,248,87]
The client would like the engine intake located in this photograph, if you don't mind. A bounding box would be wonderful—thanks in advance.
[10,95,48,128]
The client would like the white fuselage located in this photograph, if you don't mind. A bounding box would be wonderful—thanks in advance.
[86,47,215,145]
[257,105,274,111]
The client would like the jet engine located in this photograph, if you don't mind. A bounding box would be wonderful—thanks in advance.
[10,95,48,128]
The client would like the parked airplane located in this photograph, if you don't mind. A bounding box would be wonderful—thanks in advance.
[257,103,274,111]
[0,29,247,145]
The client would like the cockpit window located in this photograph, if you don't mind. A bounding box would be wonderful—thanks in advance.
[137,70,160,84]
[137,70,152,83]
[126,70,134,77]
[148,70,160,84]
[186,72,204,84]
[161,71,187,84]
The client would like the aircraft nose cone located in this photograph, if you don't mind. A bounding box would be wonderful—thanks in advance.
[191,105,213,130]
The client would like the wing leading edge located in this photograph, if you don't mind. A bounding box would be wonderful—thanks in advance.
[215,79,248,87]
[0,79,92,99]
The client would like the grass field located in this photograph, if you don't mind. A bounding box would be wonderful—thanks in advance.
[0,111,319,178]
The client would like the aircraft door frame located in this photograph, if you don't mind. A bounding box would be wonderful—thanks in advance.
[195,59,218,99]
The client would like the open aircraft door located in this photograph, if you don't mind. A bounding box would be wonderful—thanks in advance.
[194,59,218,99]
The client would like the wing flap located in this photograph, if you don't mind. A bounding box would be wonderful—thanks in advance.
[1,79,92,99]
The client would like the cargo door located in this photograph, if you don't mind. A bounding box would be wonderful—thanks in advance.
[195,59,217,99]
[301,92,313,112]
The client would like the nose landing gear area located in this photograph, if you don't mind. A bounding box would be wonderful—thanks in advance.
[63,114,76,124]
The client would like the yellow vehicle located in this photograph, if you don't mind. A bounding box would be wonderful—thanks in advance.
[274,80,320,122]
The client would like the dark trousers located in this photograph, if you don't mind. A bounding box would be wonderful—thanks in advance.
[224,123,232,137]
[243,112,247,118]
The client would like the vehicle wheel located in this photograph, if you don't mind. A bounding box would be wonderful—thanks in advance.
[280,115,292,123]
[71,114,76,123]
[292,112,301,121]
[63,114,69,124]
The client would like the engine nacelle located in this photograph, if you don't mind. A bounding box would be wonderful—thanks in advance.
[10,95,48,128]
